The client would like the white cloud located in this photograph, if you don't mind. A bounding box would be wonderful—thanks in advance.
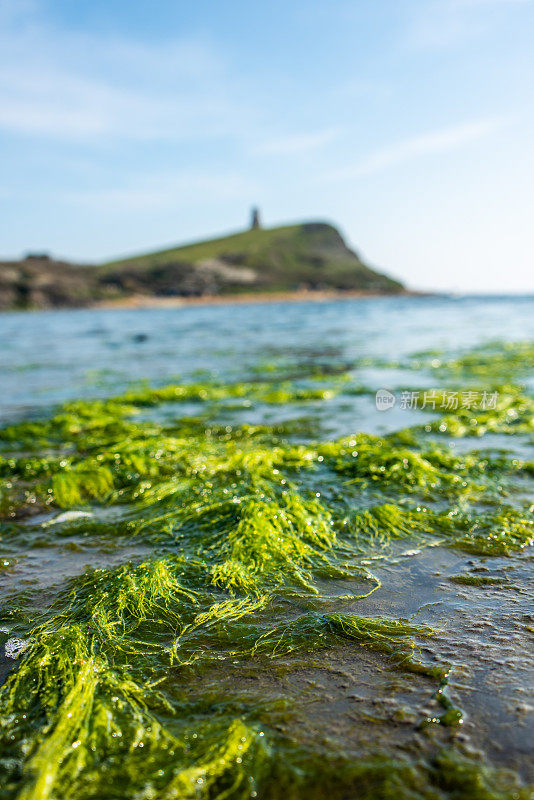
[406,0,533,49]
[65,171,256,212]
[0,64,237,140]
[324,119,506,181]
[0,0,37,23]
[252,128,341,156]
[0,6,249,142]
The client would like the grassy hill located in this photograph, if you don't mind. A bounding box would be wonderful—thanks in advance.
[102,222,404,296]
[0,221,405,310]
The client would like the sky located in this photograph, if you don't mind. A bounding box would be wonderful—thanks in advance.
[1,0,533,293]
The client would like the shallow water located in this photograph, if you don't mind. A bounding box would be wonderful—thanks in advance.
[2,295,534,425]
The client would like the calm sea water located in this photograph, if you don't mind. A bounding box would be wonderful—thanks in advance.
[1,295,533,427]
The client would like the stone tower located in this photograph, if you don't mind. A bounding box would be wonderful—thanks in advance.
[250,207,261,230]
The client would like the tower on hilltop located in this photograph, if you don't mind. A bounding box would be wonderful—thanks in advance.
[250,207,261,230]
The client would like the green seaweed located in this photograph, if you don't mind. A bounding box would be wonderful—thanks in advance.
[405,340,534,380]
[448,574,503,586]
[1,346,533,799]
[342,503,534,557]
[316,433,511,499]
[428,385,534,437]
[441,340,534,379]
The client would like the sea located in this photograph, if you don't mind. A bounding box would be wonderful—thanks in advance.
[1,294,533,425]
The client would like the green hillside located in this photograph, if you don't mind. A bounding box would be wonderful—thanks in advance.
[102,222,404,295]
[0,221,405,310]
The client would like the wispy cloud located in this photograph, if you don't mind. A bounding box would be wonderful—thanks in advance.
[252,128,341,156]
[323,119,506,181]
[0,0,37,23]
[406,0,533,49]
[0,6,249,142]
[65,171,256,212]
[0,64,237,141]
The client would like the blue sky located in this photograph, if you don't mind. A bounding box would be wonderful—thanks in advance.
[1,0,533,292]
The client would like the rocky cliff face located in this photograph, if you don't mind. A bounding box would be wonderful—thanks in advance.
[0,222,405,310]
[0,256,100,310]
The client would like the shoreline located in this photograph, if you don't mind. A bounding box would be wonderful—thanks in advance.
[92,288,417,310]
